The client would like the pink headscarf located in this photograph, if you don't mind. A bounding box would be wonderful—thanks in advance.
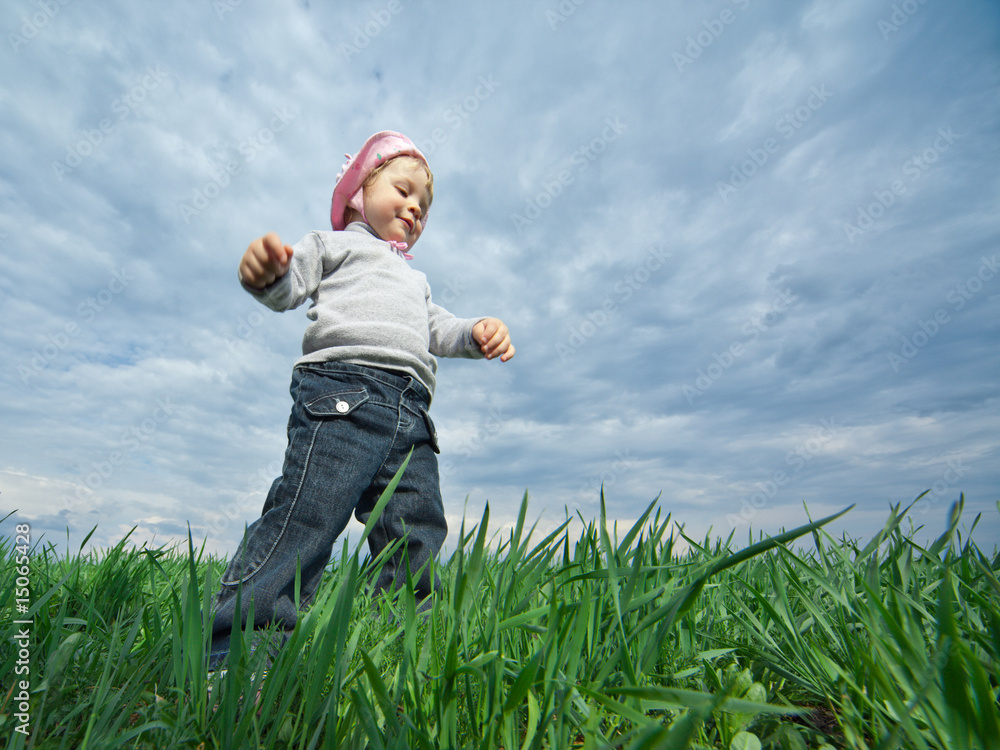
[330,131,429,258]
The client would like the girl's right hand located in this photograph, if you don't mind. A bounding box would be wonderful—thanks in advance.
[239,232,294,289]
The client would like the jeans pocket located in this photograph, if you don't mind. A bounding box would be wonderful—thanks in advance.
[304,387,370,417]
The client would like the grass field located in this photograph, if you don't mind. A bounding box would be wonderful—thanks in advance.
[1,480,998,749]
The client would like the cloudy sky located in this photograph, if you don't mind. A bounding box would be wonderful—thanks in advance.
[2,0,998,560]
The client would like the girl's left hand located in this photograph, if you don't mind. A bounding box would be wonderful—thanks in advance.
[472,318,515,361]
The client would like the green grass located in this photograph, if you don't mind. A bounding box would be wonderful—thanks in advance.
[1,484,998,749]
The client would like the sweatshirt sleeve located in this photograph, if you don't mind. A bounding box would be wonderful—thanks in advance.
[240,232,333,312]
[426,284,486,359]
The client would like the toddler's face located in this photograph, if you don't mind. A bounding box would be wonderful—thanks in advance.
[364,158,431,247]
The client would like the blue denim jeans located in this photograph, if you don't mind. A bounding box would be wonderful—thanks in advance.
[208,362,446,668]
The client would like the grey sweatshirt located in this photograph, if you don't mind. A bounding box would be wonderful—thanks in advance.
[244,223,484,399]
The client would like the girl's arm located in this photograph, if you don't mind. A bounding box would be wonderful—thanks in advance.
[239,232,293,289]
[240,232,327,312]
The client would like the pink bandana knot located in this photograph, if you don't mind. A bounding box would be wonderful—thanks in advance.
[387,240,413,260]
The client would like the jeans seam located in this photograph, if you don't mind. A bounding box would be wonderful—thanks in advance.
[368,405,404,546]
[372,403,403,486]
[224,418,322,586]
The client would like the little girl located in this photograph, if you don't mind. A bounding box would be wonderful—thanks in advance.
[208,131,514,669]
